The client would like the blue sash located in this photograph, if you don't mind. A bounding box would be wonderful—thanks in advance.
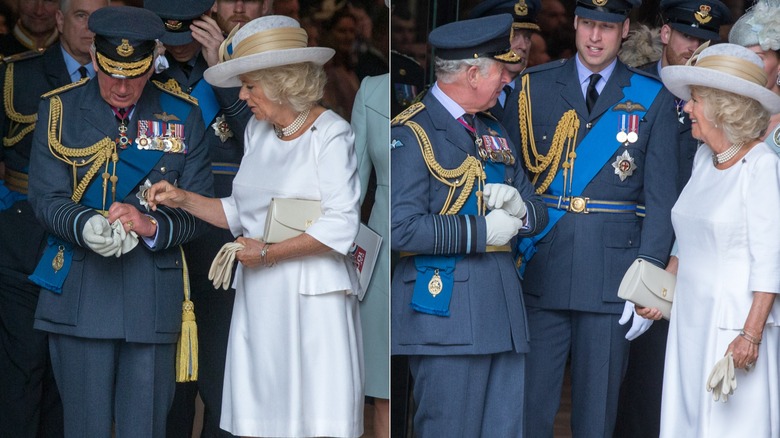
[0,183,25,210]
[190,79,219,126]
[517,74,662,275]
[30,94,193,293]
[411,116,509,316]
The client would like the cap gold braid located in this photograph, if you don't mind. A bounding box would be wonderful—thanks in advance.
[96,52,153,77]
[219,25,308,62]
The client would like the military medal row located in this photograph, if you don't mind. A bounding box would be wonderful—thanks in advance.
[135,119,187,153]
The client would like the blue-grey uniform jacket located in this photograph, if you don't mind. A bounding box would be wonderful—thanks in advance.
[27,78,214,344]
[502,58,678,314]
[391,90,548,356]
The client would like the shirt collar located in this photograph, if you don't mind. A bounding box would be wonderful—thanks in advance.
[431,81,469,120]
[61,46,94,81]
[575,55,617,89]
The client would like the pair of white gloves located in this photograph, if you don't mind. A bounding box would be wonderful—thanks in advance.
[484,184,654,341]
[82,215,139,257]
[483,183,527,246]
[706,353,737,402]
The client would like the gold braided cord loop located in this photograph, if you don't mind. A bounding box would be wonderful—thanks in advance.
[407,120,486,215]
[3,62,38,147]
[516,74,580,194]
[47,96,116,204]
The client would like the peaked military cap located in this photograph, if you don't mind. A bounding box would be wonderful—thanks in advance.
[660,0,731,42]
[89,6,165,79]
[145,0,214,46]
[575,0,641,23]
[429,14,519,63]
[470,0,541,32]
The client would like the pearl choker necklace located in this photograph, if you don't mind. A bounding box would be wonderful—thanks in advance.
[274,107,311,139]
[712,141,745,166]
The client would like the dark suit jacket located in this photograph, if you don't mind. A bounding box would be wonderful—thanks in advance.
[639,61,700,192]
[391,90,548,356]
[28,79,214,343]
[503,58,678,314]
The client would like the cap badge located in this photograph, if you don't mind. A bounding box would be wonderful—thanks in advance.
[116,39,134,57]
[593,0,608,7]
[695,5,712,24]
[165,20,183,31]
[514,0,529,16]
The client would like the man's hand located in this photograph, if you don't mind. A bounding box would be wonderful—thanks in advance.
[485,209,522,246]
[483,183,527,218]
[191,14,226,67]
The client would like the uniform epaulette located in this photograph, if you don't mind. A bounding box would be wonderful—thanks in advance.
[2,49,44,64]
[41,77,89,99]
[391,101,425,126]
[523,58,567,75]
[152,79,199,106]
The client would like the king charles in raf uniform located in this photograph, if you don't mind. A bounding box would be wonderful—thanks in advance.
[26,7,213,437]
[391,14,548,437]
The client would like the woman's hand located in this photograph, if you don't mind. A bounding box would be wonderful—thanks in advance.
[666,255,679,275]
[635,305,664,321]
[147,180,188,210]
[108,202,156,237]
[726,332,760,370]
[235,237,264,268]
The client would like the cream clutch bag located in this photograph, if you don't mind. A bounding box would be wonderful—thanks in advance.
[617,258,676,320]
[263,198,322,243]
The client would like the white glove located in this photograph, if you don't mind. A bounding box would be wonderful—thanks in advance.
[483,183,527,219]
[111,220,139,256]
[485,209,523,246]
[208,241,245,290]
[706,353,737,402]
[619,301,654,340]
[82,215,122,257]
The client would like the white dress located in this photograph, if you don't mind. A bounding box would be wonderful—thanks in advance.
[660,143,780,437]
[219,110,364,437]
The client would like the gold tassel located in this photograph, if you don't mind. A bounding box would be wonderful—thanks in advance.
[176,247,198,382]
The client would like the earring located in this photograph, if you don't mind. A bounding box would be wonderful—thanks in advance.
[776,73,780,87]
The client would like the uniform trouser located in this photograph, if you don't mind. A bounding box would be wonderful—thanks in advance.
[614,318,669,438]
[523,308,630,438]
[166,275,236,438]
[0,274,63,438]
[408,351,525,437]
[48,334,176,438]
[0,200,63,437]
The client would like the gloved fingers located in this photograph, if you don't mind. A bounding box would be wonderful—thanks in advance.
[120,231,139,255]
[483,184,506,210]
[618,301,634,325]
[625,312,653,341]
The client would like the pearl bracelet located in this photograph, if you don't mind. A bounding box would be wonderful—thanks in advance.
[740,329,762,345]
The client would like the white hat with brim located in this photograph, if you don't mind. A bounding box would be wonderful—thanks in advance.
[204,15,335,88]
[661,43,780,114]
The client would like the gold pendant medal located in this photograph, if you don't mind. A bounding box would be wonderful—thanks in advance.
[428,269,443,297]
[52,245,65,273]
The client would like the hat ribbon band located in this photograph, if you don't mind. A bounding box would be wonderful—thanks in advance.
[694,55,768,87]
[230,27,308,60]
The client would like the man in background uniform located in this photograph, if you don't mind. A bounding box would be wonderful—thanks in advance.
[0,0,59,57]
[502,0,679,436]
[391,14,548,437]
[0,0,107,435]
[470,0,541,120]
[26,6,213,436]
[144,1,266,436]
[614,1,730,436]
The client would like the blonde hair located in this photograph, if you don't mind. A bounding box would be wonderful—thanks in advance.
[691,86,771,144]
[240,62,326,112]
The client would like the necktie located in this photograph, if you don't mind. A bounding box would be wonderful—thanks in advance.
[179,61,193,79]
[78,65,88,79]
[458,114,477,138]
[502,84,513,107]
[586,73,601,113]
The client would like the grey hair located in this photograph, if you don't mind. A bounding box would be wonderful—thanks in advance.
[434,56,496,84]
[692,85,771,144]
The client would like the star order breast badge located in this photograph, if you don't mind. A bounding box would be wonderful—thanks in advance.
[211,114,233,142]
[612,150,637,181]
